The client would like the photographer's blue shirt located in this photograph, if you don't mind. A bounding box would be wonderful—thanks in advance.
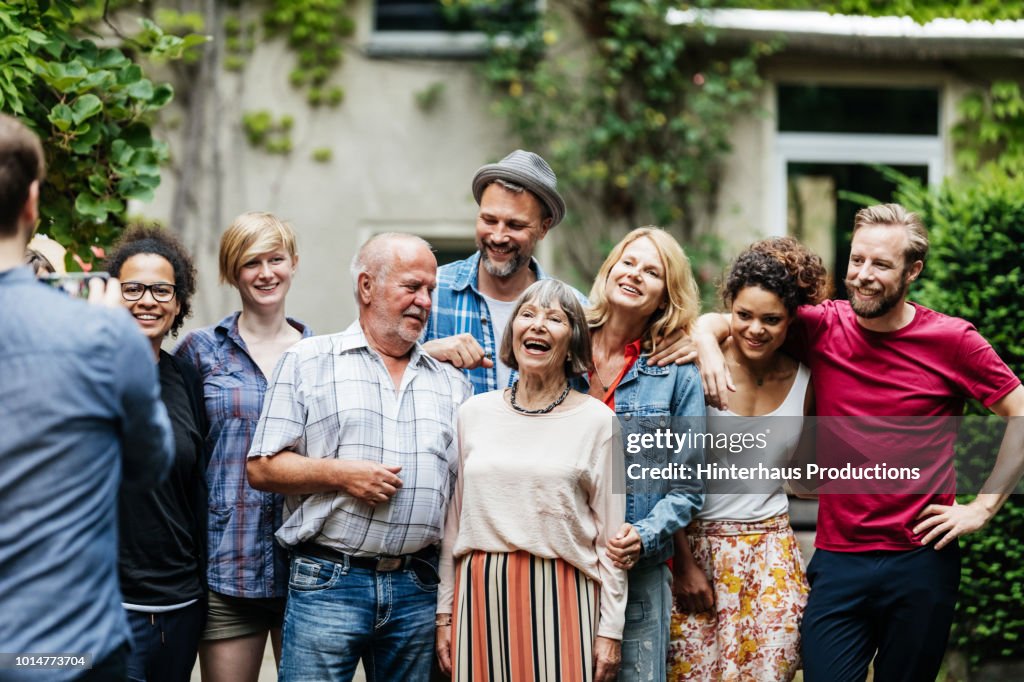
[0,265,173,679]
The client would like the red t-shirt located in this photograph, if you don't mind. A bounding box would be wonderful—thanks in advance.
[786,300,1020,551]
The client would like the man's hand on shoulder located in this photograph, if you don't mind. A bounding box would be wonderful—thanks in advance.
[914,501,990,550]
[422,334,494,370]
[692,313,735,410]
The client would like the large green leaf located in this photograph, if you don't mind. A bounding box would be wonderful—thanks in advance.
[47,103,74,132]
[70,93,102,124]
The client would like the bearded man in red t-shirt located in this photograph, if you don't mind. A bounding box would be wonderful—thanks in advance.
[693,204,1024,682]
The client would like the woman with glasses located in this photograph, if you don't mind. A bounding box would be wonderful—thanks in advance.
[106,225,207,682]
[174,212,311,682]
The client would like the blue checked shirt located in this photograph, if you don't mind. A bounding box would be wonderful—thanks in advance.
[174,312,312,598]
[248,322,472,556]
[423,251,587,394]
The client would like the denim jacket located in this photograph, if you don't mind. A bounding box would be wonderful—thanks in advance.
[578,357,705,567]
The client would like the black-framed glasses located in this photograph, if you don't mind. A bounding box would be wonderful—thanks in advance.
[121,281,177,302]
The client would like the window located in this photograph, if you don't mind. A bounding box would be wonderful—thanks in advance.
[773,84,943,292]
[375,0,475,32]
[368,0,537,58]
[778,85,939,135]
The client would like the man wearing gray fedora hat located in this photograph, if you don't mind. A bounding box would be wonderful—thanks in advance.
[422,149,585,395]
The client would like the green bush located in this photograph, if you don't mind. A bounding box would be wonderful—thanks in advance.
[896,167,1024,668]
[0,1,203,267]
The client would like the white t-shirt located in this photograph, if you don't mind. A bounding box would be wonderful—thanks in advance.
[480,291,516,389]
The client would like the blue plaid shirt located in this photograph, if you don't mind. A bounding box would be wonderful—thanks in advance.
[423,251,587,395]
[174,312,312,598]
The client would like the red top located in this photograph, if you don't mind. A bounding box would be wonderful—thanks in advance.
[591,338,643,411]
[786,300,1019,551]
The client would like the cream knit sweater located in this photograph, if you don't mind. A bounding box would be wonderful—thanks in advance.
[437,390,627,639]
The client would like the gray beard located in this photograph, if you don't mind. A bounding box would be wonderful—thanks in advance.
[480,249,525,279]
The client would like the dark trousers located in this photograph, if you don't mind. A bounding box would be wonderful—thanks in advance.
[801,545,961,682]
[77,644,128,681]
[125,601,205,682]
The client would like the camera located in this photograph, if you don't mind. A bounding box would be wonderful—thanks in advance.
[40,272,110,299]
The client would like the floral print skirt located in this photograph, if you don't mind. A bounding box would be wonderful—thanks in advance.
[668,513,808,682]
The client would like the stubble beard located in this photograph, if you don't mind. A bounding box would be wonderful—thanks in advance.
[845,277,908,319]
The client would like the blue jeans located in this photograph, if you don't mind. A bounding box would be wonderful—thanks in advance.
[617,562,671,682]
[279,551,438,682]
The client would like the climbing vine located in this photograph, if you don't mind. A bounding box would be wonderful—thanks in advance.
[445,0,772,296]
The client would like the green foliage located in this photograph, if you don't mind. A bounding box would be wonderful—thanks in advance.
[261,0,353,98]
[311,147,332,163]
[0,0,200,267]
[894,167,1024,668]
[731,0,1024,22]
[455,0,770,292]
[222,11,257,72]
[953,80,1024,177]
[242,109,293,154]
[415,82,445,113]
[226,1,353,158]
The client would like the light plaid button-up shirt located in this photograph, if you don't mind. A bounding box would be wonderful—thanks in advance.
[248,321,472,557]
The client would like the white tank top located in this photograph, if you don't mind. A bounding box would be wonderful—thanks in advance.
[697,363,810,522]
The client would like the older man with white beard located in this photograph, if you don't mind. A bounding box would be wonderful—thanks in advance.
[247,233,471,682]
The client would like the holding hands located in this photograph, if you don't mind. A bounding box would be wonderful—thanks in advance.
[607,522,642,570]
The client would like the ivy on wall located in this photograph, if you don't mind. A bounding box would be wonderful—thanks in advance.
[954,80,1024,177]
[448,0,773,297]
[226,0,353,161]
[730,0,1024,22]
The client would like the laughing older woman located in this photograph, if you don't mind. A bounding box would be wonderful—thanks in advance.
[437,279,627,682]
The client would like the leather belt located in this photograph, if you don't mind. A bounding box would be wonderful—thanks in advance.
[294,541,437,572]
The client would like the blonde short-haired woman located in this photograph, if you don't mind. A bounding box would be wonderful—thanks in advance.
[174,212,312,682]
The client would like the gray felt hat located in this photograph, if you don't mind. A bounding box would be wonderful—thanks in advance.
[471,150,566,228]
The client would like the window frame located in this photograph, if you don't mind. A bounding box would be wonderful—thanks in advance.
[768,81,945,237]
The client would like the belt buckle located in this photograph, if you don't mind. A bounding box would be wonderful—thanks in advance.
[376,557,402,572]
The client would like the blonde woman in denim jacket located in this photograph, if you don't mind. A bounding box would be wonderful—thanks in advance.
[583,227,706,681]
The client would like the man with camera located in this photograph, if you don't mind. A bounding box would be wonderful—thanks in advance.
[0,113,174,680]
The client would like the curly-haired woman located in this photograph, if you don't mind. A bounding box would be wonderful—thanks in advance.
[668,237,831,682]
[106,225,207,682]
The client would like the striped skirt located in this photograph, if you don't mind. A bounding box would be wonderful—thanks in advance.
[667,514,808,682]
[451,550,600,682]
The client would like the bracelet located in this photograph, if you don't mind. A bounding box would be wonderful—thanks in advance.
[435,614,453,627]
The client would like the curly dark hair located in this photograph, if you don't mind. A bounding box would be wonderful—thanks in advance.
[105,224,197,337]
[722,237,831,313]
